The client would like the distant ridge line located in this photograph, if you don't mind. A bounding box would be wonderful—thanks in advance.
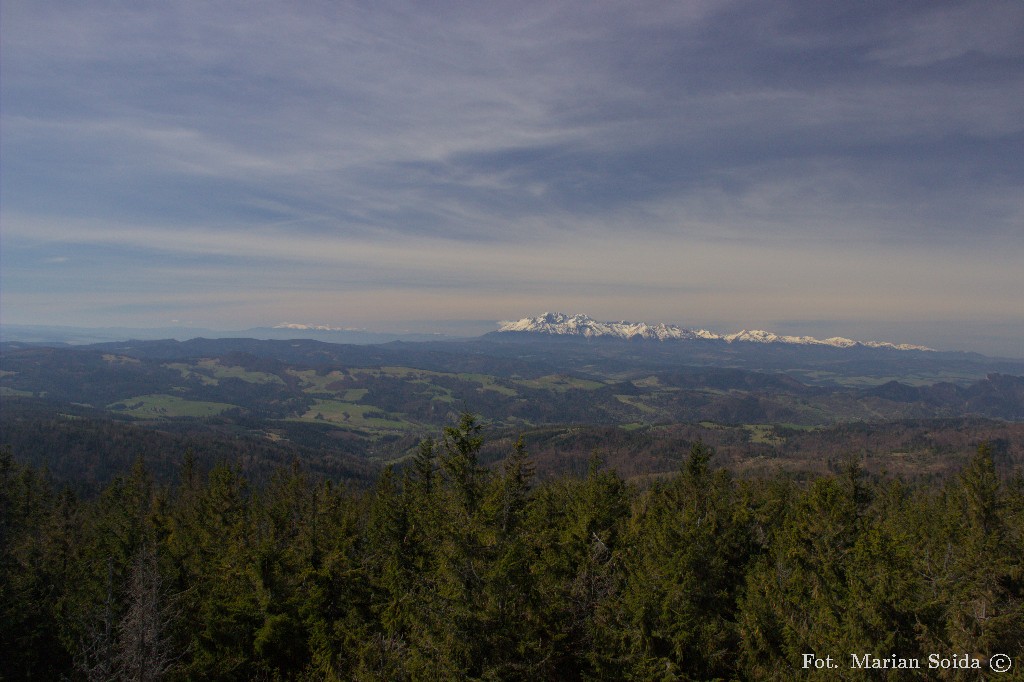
[496,312,934,351]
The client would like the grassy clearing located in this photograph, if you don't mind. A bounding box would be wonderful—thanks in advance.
[614,395,662,415]
[341,388,369,401]
[288,368,369,399]
[109,394,236,418]
[296,399,416,431]
[743,424,785,445]
[774,422,819,432]
[102,354,141,365]
[288,369,350,393]
[166,363,219,385]
[0,386,34,397]
[790,369,986,388]
[349,367,521,396]
[515,375,605,392]
[412,382,455,403]
[356,366,419,378]
[458,374,519,396]
[195,359,284,384]
[168,360,285,386]
[347,367,438,381]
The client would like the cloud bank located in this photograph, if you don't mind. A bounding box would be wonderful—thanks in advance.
[2,0,1022,355]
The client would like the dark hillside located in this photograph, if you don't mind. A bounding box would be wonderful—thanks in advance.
[0,399,374,492]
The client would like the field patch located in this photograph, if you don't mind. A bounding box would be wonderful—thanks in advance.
[515,374,605,392]
[615,394,662,415]
[789,368,985,388]
[102,354,141,365]
[288,369,352,393]
[167,360,285,386]
[194,359,284,384]
[109,394,236,418]
[743,424,785,445]
[349,367,519,395]
[456,373,520,396]
[166,363,219,385]
[297,399,415,431]
[341,388,369,401]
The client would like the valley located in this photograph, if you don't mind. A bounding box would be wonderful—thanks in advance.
[2,330,1022,486]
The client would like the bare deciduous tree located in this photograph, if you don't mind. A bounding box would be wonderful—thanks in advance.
[76,547,182,682]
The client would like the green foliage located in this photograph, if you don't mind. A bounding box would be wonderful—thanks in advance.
[614,441,747,680]
[2,429,1023,680]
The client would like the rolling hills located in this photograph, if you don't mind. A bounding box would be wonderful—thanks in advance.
[2,330,1023,485]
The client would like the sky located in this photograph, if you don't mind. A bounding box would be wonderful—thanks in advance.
[2,0,1022,356]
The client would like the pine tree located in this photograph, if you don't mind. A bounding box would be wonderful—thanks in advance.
[617,441,747,680]
[174,463,261,679]
[441,412,486,517]
[525,453,630,678]
[739,474,863,679]
[944,442,1023,656]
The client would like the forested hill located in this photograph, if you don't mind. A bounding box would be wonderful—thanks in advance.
[3,343,1024,435]
[3,340,1021,674]
[0,400,375,493]
[4,339,1024,487]
[2,420,1022,680]
[6,333,1024,381]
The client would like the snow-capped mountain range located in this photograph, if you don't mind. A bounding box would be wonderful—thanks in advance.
[497,313,934,351]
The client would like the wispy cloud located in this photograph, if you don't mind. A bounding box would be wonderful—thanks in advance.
[2,0,1022,354]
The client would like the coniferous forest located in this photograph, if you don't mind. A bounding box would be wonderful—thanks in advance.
[7,0,1024,678]
[2,413,1023,680]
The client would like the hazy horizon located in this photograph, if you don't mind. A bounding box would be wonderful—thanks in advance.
[2,2,1021,358]
[3,314,1023,359]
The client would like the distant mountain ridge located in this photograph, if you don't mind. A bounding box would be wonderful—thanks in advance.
[0,323,453,346]
[497,312,934,351]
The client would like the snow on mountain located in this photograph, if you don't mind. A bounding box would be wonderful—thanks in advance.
[497,312,718,341]
[862,340,935,351]
[496,313,933,351]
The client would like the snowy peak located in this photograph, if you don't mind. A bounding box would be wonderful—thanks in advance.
[498,312,717,341]
[723,329,856,347]
[496,313,933,351]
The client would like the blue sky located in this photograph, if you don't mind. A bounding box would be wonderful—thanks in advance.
[2,0,1022,356]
